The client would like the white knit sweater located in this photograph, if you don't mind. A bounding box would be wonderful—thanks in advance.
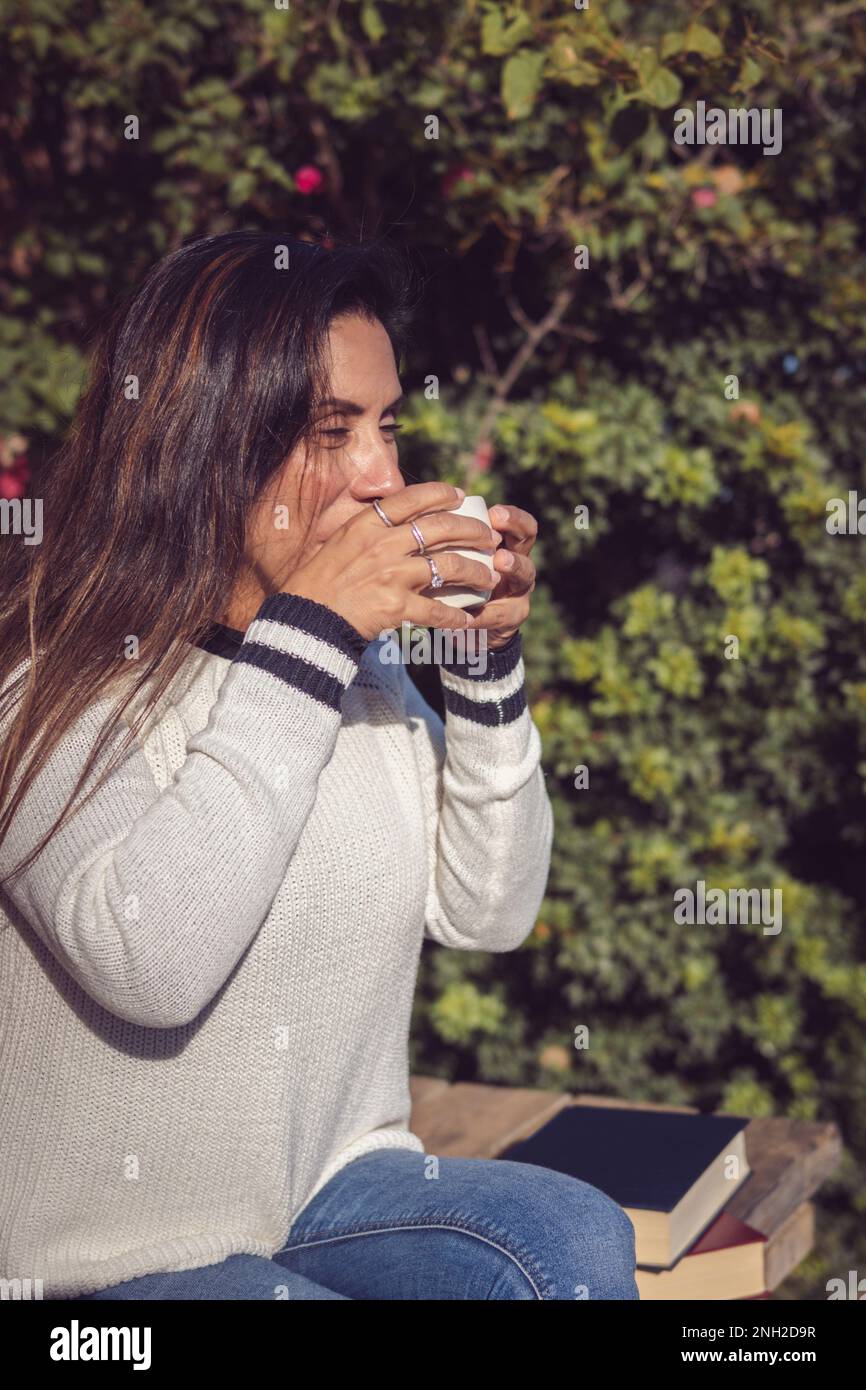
[0,593,553,1298]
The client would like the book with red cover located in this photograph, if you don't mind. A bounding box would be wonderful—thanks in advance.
[636,1210,767,1300]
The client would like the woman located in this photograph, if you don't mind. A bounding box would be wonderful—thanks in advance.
[0,231,638,1300]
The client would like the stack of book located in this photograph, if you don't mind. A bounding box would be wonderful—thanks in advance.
[502,1105,776,1299]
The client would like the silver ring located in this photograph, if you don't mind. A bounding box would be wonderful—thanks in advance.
[410,521,426,553]
[425,556,445,589]
[372,498,394,527]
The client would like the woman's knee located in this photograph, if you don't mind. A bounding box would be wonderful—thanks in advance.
[464,1159,637,1300]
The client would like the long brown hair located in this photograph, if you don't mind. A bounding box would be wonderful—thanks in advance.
[0,231,414,885]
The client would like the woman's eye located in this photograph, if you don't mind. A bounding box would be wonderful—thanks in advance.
[317,422,402,447]
[316,427,350,451]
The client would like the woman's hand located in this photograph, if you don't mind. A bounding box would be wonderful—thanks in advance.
[464,504,538,650]
[281,483,501,642]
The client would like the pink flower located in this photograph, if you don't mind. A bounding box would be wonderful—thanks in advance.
[294,165,325,196]
[731,400,761,424]
[691,187,717,209]
[473,442,493,473]
[0,468,27,500]
[441,165,475,197]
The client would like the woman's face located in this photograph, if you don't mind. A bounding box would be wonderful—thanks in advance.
[225,315,408,625]
[231,312,405,617]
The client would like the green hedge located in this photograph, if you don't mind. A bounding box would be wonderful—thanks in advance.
[3,0,865,1297]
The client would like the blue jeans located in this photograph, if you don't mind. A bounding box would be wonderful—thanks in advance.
[76,1148,639,1300]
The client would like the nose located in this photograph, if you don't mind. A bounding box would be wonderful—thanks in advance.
[346,443,405,505]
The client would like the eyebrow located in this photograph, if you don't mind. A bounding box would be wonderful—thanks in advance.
[316,392,404,418]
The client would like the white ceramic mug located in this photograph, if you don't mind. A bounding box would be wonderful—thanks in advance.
[419,494,497,610]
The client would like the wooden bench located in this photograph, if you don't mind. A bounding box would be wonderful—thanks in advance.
[408,1076,843,1296]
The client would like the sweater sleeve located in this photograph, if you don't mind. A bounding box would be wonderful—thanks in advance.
[399,633,553,952]
[0,593,369,1029]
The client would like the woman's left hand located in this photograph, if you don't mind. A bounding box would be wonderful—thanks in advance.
[464,503,537,650]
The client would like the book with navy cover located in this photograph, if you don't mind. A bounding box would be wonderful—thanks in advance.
[500,1105,751,1269]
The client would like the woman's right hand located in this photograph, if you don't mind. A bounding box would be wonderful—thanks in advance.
[281,483,500,641]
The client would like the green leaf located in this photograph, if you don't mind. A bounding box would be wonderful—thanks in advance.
[738,55,763,88]
[660,31,684,61]
[683,23,724,59]
[262,8,290,42]
[361,2,386,44]
[227,171,257,207]
[187,78,231,104]
[548,34,601,87]
[481,11,505,55]
[150,127,185,154]
[216,94,244,119]
[74,251,107,275]
[30,23,51,58]
[637,49,659,86]
[160,24,195,54]
[409,81,448,107]
[44,250,75,277]
[636,53,682,109]
[501,49,545,120]
[481,10,532,56]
